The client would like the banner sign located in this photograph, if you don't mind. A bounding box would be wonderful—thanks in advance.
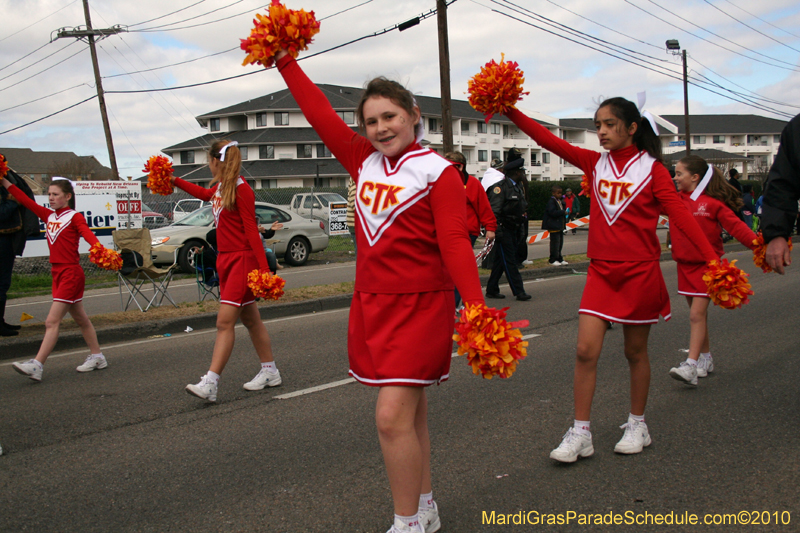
[328,202,349,236]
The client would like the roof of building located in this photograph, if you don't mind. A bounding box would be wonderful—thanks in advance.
[663,148,754,163]
[169,158,349,182]
[0,147,112,177]
[560,118,596,131]
[163,127,359,151]
[653,115,786,135]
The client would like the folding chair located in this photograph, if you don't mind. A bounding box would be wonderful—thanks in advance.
[112,228,180,312]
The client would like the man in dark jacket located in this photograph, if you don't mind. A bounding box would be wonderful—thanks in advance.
[763,113,800,274]
[485,150,531,301]
[0,181,21,336]
[542,185,567,266]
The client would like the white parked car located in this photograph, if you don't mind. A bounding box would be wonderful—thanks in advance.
[172,199,210,222]
[150,202,329,272]
[289,192,346,222]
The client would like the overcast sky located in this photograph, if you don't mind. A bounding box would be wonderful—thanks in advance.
[1,0,798,177]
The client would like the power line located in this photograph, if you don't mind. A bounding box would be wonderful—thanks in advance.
[0,41,54,73]
[319,0,375,21]
[720,0,800,40]
[131,0,253,32]
[128,0,209,28]
[700,0,800,54]
[0,0,79,43]
[0,45,88,93]
[0,40,78,83]
[0,95,97,136]
[0,83,92,113]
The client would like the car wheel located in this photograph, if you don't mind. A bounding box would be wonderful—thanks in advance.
[178,240,205,273]
[285,236,310,266]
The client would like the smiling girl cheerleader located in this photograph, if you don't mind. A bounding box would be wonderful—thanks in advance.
[169,140,282,403]
[3,176,108,381]
[667,156,758,386]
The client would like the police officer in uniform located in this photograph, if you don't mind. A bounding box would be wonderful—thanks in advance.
[485,149,532,301]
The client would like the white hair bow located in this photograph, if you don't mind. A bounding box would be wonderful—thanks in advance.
[219,141,239,161]
[52,176,75,186]
[690,164,715,201]
[637,92,660,136]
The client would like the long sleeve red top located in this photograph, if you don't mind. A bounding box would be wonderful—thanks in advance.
[7,184,99,264]
[173,177,268,271]
[465,175,497,235]
[506,108,717,262]
[277,55,483,304]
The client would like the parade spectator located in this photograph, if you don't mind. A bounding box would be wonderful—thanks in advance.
[563,187,580,234]
[515,167,531,267]
[741,184,755,229]
[276,50,486,533]
[257,218,284,273]
[481,158,505,191]
[486,150,532,301]
[542,185,567,266]
[445,151,496,309]
[173,140,282,402]
[728,168,743,193]
[0,183,21,336]
[762,112,800,274]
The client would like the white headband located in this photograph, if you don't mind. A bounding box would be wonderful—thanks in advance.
[637,91,660,136]
[52,176,75,185]
[690,164,715,200]
[219,141,238,161]
[411,97,425,144]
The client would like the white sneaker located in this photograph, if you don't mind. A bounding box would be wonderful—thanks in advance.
[549,428,594,463]
[243,368,282,391]
[76,354,108,373]
[669,361,698,386]
[419,502,441,533]
[614,418,652,454]
[12,359,43,382]
[521,260,533,265]
[386,517,425,533]
[697,354,714,378]
[549,261,562,266]
[186,376,218,402]
[560,260,569,265]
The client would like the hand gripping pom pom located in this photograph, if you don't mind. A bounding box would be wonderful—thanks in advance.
[467,54,530,123]
[752,233,792,274]
[143,155,174,196]
[579,174,591,198]
[247,269,286,300]
[240,1,321,68]
[453,303,529,379]
[0,154,8,179]
[89,242,122,271]
[703,258,753,310]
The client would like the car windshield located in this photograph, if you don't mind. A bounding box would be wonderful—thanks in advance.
[318,193,345,207]
[175,206,214,226]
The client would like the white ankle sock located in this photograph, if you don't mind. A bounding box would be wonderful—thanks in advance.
[701,352,711,359]
[395,513,420,529]
[573,420,591,435]
[32,359,44,369]
[206,371,220,383]
[419,492,434,510]
[685,358,698,366]
[629,413,645,423]
[261,361,277,372]
[91,353,104,359]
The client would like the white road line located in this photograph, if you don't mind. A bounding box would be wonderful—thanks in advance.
[274,378,356,400]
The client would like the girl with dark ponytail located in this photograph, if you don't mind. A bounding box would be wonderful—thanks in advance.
[497,96,720,463]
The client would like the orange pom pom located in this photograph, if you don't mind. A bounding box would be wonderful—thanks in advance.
[703,258,753,310]
[453,303,529,379]
[89,242,122,271]
[467,54,530,122]
[579,174,591,198]
[143,155,174,196]
[241,1,321,68]
[0,153,8,179]
[247,269,286,300]
[752,233,792,273]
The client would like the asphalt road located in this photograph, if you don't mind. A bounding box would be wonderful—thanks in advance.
[4,228,632,326]
[2,246,797,532]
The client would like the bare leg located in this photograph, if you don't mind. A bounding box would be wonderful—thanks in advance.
[573,314,609,421]
[68,301,101,354]
[686,296,711,361]
[415,390,432,495]
[622,324,652,417]
[34,301,72,364]
[208,304,242,375]
[376,386,425,517]
[239,303,274,363]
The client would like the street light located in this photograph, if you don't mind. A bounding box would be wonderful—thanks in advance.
[666,39,691,155]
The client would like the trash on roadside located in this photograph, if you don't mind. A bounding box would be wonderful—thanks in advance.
[495,474,509,479]
[20,312,34,322]
[185,326,193,333]
[147,333,172,338]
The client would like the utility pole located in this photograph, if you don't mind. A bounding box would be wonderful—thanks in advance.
[682,49,691,156]
[55,0,125,180]
[436,0,453,154]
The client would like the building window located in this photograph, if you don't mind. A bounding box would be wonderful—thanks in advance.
[274,112,289,126]
[180,151,195,164]
[542,153,550,164]
[461,121,470,133]
[693,135,706,144]
[491,150,500,161]
[256,113,267,127]
[210,118,220,132]
[297,144,312,158]
[239,146,248,160]
[490,123,501,135]
[259,145,274,159]
[316,144,332,158]
[337,111,355,124]
[428,118,438,132]
[477,122,487,134]
[712,135,725,144]
[478,150,488,162]
[503,125,510,137]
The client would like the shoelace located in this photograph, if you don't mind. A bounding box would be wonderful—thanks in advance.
[618,421,642,442]
[557,429,579,449]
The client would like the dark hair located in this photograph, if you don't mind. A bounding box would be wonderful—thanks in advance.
[444,151,469,184]
[356,77,420,138]
[679,155,743,213]
[595,97,662,163]
[552,185,563,194]
[50,179,75,209]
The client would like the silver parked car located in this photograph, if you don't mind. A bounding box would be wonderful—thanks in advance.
[150,202,329,273]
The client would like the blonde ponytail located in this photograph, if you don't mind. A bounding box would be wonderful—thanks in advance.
[209,140,241,211]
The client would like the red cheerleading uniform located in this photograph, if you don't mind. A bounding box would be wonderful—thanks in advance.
[506,108,718,323]
[7,184,99,304]
[670,190,758,297]
[278,55,484,386]
[465,175,497,237]
[173,177,269,307]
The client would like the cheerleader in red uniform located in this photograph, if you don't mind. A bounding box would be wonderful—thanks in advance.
[2,177,107,381]
[667,155,758,386]
[500,98,719,462]
[172,140,280,403]
[276,50,484,533]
